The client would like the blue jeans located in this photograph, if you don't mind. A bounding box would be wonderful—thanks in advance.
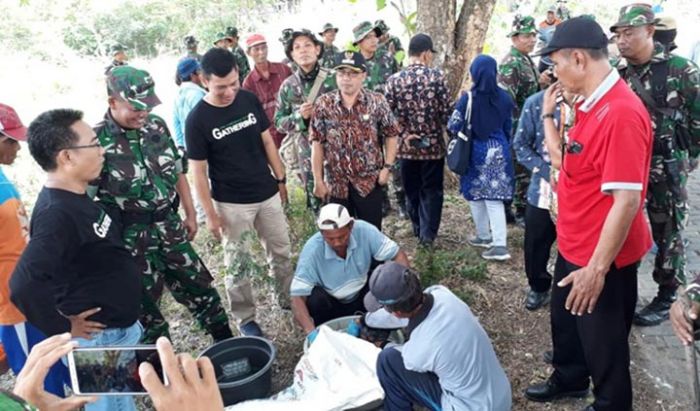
[74,322,142,411]
[376,347,443,411]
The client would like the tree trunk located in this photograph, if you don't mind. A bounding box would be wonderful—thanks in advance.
[416,0,497,96]
[416,0,497,189]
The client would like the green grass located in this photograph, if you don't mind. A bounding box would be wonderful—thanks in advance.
[413,244,488,287]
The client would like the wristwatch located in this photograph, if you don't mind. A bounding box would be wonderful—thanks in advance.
[541,113,556,120]
[383,163,396,171]
[275,176,287,184]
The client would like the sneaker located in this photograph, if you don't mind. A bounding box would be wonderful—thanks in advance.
[481,246,511,261]
[239,321,264,337]
[467,236,492,248]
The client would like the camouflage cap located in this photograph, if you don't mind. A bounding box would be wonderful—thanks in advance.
[508,15,538,37]
[610,3,658,31]
[279,28,294,44]
[319,22,339,36]
[183,35,198,47]
[110,44,127,56]
[213,32,228,45]
[106,66,161,111]
[352,21,383,45]
[374,19,390,33]
[225,26,239,38]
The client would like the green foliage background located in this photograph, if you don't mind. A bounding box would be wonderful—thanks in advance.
[3,0,286,58]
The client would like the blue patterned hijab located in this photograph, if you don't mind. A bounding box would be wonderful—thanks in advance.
[470,54,514,138]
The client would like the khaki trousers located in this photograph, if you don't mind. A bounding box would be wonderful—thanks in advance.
[215,193,292,325]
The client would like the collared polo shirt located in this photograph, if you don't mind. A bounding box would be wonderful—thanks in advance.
[242,61,292,147]
[290,220,399,302]
[557,69,653,268]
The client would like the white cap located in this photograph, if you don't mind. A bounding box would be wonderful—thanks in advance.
[317,203,353,230]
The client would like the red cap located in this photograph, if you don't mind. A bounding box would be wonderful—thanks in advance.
[245,33,267,49]
[0,103,27,141]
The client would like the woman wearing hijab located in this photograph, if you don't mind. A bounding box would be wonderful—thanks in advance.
[448,54,515,261]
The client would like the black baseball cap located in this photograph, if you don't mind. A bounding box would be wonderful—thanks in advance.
[534,16,608,57]
[408,33,436,55]
[334,50,367,73]
[364,262,418,312]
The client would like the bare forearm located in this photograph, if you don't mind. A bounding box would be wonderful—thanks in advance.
[392,249,410,267]
[175,174,195,218]
[291,296,315,334]
[587,192,641,274]
[384,137,398,165]
[263,132,286,179]
[191,163,216,217]
[311,142,324,182]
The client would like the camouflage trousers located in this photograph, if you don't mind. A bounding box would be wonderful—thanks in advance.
[123,212,230,344]
[647,152,690,290]
[280,133,320,212]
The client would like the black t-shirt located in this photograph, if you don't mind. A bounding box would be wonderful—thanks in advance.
[185,89,278,204]
[10,188,141,336]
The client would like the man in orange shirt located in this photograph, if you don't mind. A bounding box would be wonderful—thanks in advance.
[539,7,561,30]
[0,103,69,395]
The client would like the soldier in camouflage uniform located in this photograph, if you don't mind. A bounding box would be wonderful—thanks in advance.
[375,19,405,66]
[89,66,233,343]
[183,35,202,61]
[275,29,336,212]
[279,28,298,71]
[612,4,700,326]
[319,23,340,69]
[498,15,545,224]
[353,21,405,218]
[226,27,251,82]
[104,44,128,75]
[353,21,399,93]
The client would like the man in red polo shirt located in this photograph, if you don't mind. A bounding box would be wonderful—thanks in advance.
[524,18,652,411]
[242,33,293,148]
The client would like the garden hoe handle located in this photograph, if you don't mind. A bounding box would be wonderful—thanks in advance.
[683,294,700,410]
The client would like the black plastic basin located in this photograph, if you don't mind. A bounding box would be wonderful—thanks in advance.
[199,336,276,406]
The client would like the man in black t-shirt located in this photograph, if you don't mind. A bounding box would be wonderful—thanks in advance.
[186,48,292,337]
[11,109,142,411]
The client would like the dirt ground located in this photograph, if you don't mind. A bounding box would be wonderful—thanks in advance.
[0,186,687,410]
[159,187,681,410]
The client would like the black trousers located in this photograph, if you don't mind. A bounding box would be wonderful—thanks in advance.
[400,158,444,242]
[331,183,383,231]
[524,204,557,292]
[306,260,380,326]
[306,285,369,326]
[551,253,638,411]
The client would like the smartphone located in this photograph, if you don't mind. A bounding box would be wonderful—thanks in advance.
[68,346,167,396]
[409,136,431,149]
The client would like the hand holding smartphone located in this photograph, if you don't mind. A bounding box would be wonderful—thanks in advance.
[68,346,167,396]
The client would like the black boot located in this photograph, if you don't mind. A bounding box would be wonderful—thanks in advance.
[633,286,677,326]
[209,324,234,342]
